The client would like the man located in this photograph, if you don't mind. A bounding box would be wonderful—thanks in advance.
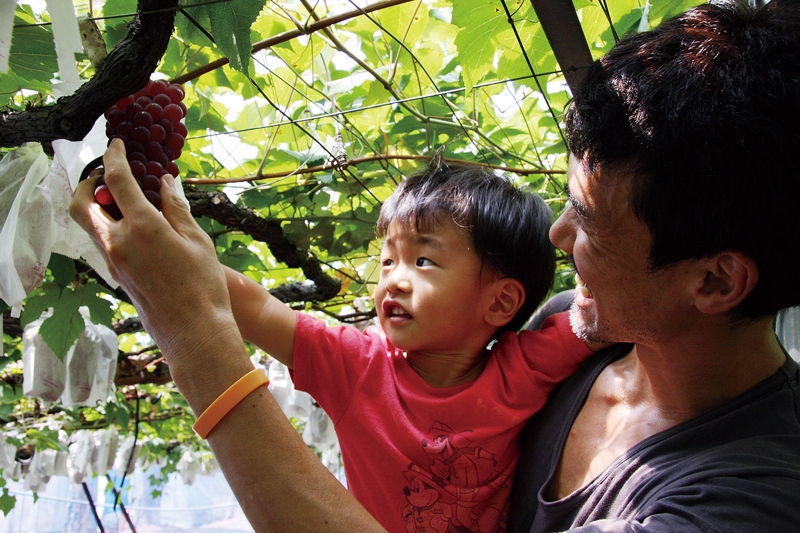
[508,1,800,531]
[69,1,800,532]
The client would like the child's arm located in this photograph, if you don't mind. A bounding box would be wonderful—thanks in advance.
[224,265,297,368]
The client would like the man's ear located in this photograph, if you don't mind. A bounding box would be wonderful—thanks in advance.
[694,252,758,314]
[485,278,525,327]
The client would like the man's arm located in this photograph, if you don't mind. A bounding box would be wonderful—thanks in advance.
[224,265,297,367]
[69,139,385,533]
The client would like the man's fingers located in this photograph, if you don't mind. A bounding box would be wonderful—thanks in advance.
[69,173,103,230]
[158,174,204,237]
[102,138,156,219]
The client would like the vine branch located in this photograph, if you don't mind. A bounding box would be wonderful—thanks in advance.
[0,0,178,148]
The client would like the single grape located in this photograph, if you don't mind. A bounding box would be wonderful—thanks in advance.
[144,103,164,122]
[128,151,147,164]
[166,84,185,103]
[124,103,143,121]
[157,118,174,136]
[133,111,153,128]
[94,184,115,206]
[165,161,180,177]
[143,190,161,209]
[149,80,169,96]
[135,96,152,109]
[153,93,171,108]
[164,132,185,152]
[145,161,163,177]
[162,146,175,161]
[116,121,135,138]
[107,109,126,129]
[156,152,170,167]
[141,174,161,192]
[173,122,188,138]
[126,141,146,156]
[163,104,183,124]
[132,126,152,144]
[149,123,166,143]
[130,159,147,180]
[144,141,163,161]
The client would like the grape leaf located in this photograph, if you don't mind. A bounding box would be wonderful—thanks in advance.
[7,9,58,93]
[39,287,85,359]
[182,0,265,74]
[0,487,15,517]
[218,240,266,271]
[47,253,75,291]
[81,283,115,329]
[452,0,505,92]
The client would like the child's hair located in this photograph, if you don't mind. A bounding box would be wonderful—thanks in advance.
[376,160,555,333]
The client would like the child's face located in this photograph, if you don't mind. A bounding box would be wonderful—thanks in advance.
[374,219,499,356]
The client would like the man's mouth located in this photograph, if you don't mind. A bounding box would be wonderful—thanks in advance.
[575,273,592,299]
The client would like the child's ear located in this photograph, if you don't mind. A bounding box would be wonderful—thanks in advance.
[694,251,758,315]
[485,278,525,327]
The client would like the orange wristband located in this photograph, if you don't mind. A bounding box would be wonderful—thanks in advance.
[193,368,270,439]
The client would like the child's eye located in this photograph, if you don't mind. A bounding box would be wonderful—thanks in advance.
[381,258,394,267]
[416,257,434,267]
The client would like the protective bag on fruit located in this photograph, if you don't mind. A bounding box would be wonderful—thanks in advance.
[0,143,55,314]
[49,119,118,288]
[21,311,67,403]
[60,306,118,406]
[66,429,94,484]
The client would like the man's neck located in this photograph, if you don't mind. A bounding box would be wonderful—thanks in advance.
[629,317,786,416]
[549,317,786,499]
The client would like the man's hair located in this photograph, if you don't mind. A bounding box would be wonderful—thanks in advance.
[565,0,800,320]
[376,161,555,333]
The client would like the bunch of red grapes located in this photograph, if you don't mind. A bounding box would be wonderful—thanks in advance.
[93,79,187,219]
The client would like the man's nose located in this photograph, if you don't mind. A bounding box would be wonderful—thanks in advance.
[549,204,577,253]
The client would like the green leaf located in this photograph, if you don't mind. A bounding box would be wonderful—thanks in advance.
[20,283,60,329]
[102,0,137,48]
[0,488,15,517]
[26,429,68,452]
[47,253,75,291]
[8,9,58,93]
[452,0,505,92]
[39,288,85,359]
[80,283,115,329]
[218,240,266,271]
[184,0,265,74]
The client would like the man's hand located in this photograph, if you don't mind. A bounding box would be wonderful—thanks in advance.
[69,138,243,394]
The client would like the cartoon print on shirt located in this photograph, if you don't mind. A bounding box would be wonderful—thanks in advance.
[403,422,513,533]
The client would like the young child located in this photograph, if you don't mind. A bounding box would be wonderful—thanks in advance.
[224,162,598,533]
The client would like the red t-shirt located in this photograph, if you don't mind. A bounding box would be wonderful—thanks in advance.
[291,311,590,533]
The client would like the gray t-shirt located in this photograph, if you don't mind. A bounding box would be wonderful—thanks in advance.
[508,344,800,532]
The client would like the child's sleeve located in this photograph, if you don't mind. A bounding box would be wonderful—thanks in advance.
[514,310,593,385]
[290,312,387,423]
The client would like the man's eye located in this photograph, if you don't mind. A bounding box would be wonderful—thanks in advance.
[416,257,434,267]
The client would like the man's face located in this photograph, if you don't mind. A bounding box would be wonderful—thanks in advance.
[549,155,694,344]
